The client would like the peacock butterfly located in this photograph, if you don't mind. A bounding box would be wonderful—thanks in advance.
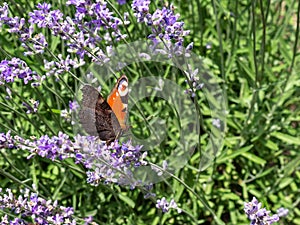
[79,75,129,144]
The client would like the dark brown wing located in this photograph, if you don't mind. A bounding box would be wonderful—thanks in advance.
[79,85,121,143]
[79,85,99,137]
[94,91,122,142]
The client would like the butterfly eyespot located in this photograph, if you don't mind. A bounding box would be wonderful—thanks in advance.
[118,79,128,96]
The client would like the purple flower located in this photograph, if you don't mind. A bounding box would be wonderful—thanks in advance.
[0,4,50,57]
[84,216,93,224]
[244,197,280,225]
[277,207,289,217]
[0,188,80,224]
[65,0,127,54]
[184,67,204,97]
[18,131,74,161]
[143,183,156,199]
[0,131,16,149]
[74,136,147,186]
[132,0,151,23]
[66,0,86,7]
[1,214,8,224]
[0,2,9,28]
[117,0,126,5]
[1,1,127,65]
[4,16,26,34]
[22,99,39,114]
[132,3,191,53]
[0,58,36,85]
[212,118,221,128]
[156,197,181,213]
[36,2,51,11]
[0,57,44,87]
[61,101,79,124]
[23,32,48,56]
[69,100,79,111]
[44,54,77,77]
[29,3,63,28]
[3,131,147,186]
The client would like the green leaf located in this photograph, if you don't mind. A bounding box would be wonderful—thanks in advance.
[217,145,253,164]
[278,177,294,190]
[263,140,279,151]
[270,132,300,145]
[241,152,266,165]
[118,193,135,208]
[50,109,61,114]
[283,154,300,176]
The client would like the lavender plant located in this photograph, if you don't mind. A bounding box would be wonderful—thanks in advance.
[0,0,192,223]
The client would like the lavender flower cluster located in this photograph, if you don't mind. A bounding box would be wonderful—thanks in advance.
[0,1,193,91]
[132,1,192,54]
[0,188,78,224]
[184,67,204,98]
[244,197,280,225]
[73,135,147,187]
[0,130,182,214]
[1,131,182,217]
[61,100,80,124]
[0,58,43,87]
[0,130,15,149]
[276,207,289,217]
[0,3,48,56]
[132,1,197,97]
[4,131,185,216]
[0,131,147,187]
[156,197,182,213]
[22,99,40,114]
[0,1,129,88]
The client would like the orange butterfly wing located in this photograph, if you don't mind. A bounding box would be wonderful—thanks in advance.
[107,75,128,130]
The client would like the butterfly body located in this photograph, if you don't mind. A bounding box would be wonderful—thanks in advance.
[79,75,128,144]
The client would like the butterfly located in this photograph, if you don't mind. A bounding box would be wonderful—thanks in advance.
[79,75,129,144]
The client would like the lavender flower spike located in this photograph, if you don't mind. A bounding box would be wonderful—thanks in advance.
[244,197,280,225]
[1,130,147,187]
[0,58,35,85]
[0,188,78,224]
[156,197,182,213]
[277,207,289,217]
